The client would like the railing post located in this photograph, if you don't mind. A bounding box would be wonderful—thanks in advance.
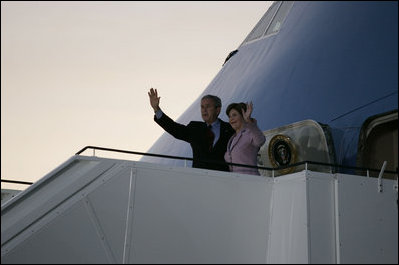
[378,161,387,192]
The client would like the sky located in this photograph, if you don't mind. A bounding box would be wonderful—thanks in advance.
[1,1,272,189]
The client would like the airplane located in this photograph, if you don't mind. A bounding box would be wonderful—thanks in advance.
[142,1,398,179]
[2,1,398,263]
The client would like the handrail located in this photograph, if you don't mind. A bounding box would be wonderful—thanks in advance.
[76,145,276,170]
[1,179,34,185]
[2,146,397,187]
[76,145,399,175]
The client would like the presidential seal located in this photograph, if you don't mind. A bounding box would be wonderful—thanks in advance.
[268,134,297,174]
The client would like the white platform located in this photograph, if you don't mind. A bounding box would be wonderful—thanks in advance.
[1,155,397,263]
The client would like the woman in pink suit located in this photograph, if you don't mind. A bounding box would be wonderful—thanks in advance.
[224,102,266,175]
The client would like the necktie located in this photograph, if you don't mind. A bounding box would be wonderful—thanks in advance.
[206,125,215,151]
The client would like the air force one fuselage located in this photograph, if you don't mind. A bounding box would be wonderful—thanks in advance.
[142,1,398,175]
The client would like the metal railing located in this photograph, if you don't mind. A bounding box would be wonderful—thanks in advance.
[1,179,34,185]
[75,145,398,176]
[2,145,397,187]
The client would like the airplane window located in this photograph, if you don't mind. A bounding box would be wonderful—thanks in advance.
[241,1,294,46]
[265,1,294,35]
[242,1,280,44]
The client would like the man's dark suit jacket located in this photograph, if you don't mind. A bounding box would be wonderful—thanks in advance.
[154,113,234,171]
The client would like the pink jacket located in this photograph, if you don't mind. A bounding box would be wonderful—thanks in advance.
[224,121,266,175]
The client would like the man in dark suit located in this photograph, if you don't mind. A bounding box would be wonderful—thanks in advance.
[148,88,234,171]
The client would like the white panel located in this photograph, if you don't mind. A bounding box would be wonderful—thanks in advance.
[86,166,134,263]
[1,201,109,263]
[128,165,273,264]
[337,174,398,264]
[267,172,309,263]
[1,158,114,246]
[306,172,336,263]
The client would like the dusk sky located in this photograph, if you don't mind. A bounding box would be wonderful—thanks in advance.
[1,1,272,189]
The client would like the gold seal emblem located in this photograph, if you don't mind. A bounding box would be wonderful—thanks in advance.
[268,134,297,174]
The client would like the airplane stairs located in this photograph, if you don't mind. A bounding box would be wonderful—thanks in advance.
[1,155,397,263]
